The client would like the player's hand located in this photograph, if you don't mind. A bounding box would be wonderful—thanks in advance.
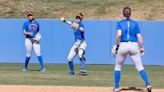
[34,33,42,41]
[140,47,144,56]
[112,44,120,57]
[112,45,117,56]
[60,17,65,22]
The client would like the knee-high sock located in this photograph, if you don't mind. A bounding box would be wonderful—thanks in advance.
[24,57,30,68]
[81,61,86,70]
[139,70,150,86]
[114,70,121,88]
[37,56,44,70]
[69,61,74,73]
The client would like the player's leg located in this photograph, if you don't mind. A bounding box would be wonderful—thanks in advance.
[130,51,151,91]
[129,43,151,91]
[33,43,45,72]
[78,40,87,73]
[67,47,77,75]
[67,40,81,75]
[24,38,33,71]
[114,43,128,91]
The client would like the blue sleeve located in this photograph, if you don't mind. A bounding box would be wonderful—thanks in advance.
[135,22,141,34]
[116,22,121,30]
[79,23,84,28]
[37,23,40,32]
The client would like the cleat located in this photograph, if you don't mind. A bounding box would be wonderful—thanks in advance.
[113,88,119,92]
[80,70,87,74]
[23,68,28,72]
[69,72,75,76]
[147,85,152,92]
[40,68,46,72]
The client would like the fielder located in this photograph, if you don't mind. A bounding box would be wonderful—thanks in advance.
[22,12,45,72]
[112,7,151,92]
[61,13,87,75]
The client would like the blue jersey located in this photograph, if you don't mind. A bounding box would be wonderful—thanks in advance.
[22,20,40,38]
[117,19,141,42]
[74,22,85,41]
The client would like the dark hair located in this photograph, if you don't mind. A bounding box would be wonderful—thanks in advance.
[123,7,131,18]
[79,13,83,17]
[76,13,84,20]
[123,7,131,13]
[27,12,33,17]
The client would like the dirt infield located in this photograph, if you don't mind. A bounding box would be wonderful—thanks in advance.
[0,85,163,92]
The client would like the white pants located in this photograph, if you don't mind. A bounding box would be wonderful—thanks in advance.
[115,42,144,71]
[67,40,87,61]
[25,38,41,57]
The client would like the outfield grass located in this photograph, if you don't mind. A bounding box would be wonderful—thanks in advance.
[0,64,163,88]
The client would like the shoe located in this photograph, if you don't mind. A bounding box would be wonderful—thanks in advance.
[147,85,152,92]
[80,70,87,74]
[69,72,75,76]
[40,68,46,72]
[113,88,119,92]
[23,68,28,72]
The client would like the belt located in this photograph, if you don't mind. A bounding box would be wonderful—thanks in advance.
[121,41,137,42]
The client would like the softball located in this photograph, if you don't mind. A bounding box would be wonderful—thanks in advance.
[60,17,65,22]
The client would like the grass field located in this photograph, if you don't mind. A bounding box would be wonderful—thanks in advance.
[0,0,164,20]
[0,63,163,88]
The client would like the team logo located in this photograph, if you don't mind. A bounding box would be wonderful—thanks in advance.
[29,24,37,31]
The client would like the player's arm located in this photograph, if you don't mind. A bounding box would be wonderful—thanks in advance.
[78,24,84,32]
[78,27,84,31]
[111,29,122,56]
[115,29,122,45]
[136,22,144,54]
[22,23,33,36]
[61,18,81,30]
[23,30,32,36]
[111,22,122,56]
[115,22,122,45]
[64,20,72,25]
[37,23,40,32]
[137,33,144,54]
[60,18,72,25]
[137,33,144,48]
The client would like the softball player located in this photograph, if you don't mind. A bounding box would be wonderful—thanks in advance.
[22,12,45,72]
[61,13,87,75]
[112,7,151,92]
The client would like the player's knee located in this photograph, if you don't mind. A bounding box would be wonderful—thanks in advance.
[136,65,144,71]
[68,60,73,63]
[26,53,32,57]
[36,52,41,57]
[79,57,86,61]
[78,48,85,56]
[115,64,122,71]
[67,56,73,61]
[26,55,31,57]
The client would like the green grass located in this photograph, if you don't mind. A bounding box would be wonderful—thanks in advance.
[0,64,163,88]
[0,0,164,20]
